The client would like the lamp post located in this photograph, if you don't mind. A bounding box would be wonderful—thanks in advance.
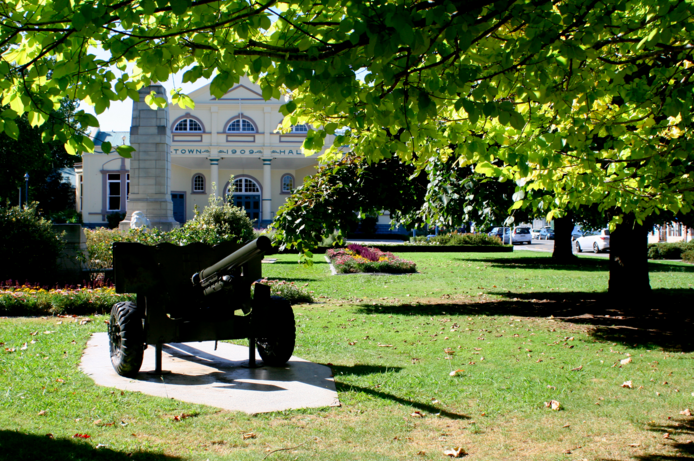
[24,172,29,205]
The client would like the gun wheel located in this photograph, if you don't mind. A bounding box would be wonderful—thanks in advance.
[256,296,295,367]
[108,301,144,377]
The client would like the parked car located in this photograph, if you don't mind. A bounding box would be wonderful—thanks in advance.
[574,229,610,253]
[571,226,584,241]
[488,227,511,244]
[539,227,555,240]
[531,228,542,239]
[511,227,532,245]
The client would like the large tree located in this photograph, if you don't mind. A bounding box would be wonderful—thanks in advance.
[2,0,692,295]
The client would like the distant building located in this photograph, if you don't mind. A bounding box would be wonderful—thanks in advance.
[75,77,332,228]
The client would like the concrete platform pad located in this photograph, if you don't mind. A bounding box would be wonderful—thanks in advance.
[80,333,339,414]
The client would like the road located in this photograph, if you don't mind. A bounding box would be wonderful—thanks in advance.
[513,238,610,258]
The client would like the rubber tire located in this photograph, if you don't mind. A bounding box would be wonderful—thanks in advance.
[108,301,144,377]
[575,242,582,253]
[256,296,296,367]
[593,243,600,254]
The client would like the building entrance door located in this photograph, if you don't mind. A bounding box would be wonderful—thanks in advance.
[232,194,260,222]
[171,192,185,223]
[227,177,261,223]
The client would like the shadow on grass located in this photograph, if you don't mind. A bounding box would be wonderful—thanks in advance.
[0,430,181,460]
[333,381,469,420]
[264,277,319,283]
[266,260,329,265]
[600,417,694,460]
[454,255,694,273]
[329,364,403,377]
[356,288,694,352]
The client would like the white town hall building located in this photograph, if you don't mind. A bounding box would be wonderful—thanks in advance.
[76,77,333,229]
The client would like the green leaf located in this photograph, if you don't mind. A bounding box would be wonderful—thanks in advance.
[509,112,525,130]
[72,12,86,30]
[262,85,273,100]
[399,24,414,45]
[101,141,112,153]
[116,145,135,158]
[282,100,297,115]
[170,0,191,15]
[4,119,18,139]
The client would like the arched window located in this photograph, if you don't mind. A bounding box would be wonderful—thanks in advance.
[173,118,203,132]
[227,119,256,133]
[291,124,309,133]
[230,177,260,194]
[191,173,206,194]
[280,174,294,194]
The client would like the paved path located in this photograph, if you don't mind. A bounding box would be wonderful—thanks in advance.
[80,333,339,414]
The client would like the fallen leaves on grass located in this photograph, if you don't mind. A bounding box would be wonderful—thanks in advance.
[443,447,466,458]
[378,344,393,347]
[444,348,455,355]
[621,381,633,389]
[172,413,194,422]
[571,365,583,372]
[242,432,256,440]
[545,400,561,411]
[411,411,425,418]
[621,357,632,365]
[663,433,670,439]
[680,409,692,416]
[449,369,464,377]
[73,434,91,439]
[629,443,641,447]
[37,410,47,416]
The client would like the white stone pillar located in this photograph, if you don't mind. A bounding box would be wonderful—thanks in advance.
[210,106,218,146]
[119,85,179,231]
[262,158,272,225]
[210,158,220,198]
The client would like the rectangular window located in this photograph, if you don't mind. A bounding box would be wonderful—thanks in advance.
[126,173,130,200]
[107,173,121,211]
[79,175,83,211]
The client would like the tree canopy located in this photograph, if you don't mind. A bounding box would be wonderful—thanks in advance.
[2,0,692,228]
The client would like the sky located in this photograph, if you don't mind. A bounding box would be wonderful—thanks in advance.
[78,47,214,132]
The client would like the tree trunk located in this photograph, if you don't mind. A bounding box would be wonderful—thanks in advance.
[552,214,577,263]
[609,215,651,298]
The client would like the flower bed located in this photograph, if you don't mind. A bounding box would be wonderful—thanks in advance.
[255,279,314,304]
[0,277,313,317]
[326,244,417,274]
[0,280,133,316]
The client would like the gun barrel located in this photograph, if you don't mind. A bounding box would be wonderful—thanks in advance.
[198,236,272,282]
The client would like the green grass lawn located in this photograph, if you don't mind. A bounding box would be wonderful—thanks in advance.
[1,252,693,460]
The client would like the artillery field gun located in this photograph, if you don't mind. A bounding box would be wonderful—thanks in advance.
[108,236,295,377]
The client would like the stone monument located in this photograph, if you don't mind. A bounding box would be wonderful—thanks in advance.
[119,85,179,231]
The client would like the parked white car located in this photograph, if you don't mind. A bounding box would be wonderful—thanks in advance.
[511,227,532,245]
[574,229,610,253]
[531,229,542,239]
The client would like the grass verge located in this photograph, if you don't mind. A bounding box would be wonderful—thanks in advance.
[1,251,693,460]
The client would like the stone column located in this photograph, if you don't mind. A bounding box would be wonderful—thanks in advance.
[262,158,272,226]
[119,85,179,231]
[210,158,219,198]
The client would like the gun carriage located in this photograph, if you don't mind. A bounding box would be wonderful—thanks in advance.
[108,236,295,377]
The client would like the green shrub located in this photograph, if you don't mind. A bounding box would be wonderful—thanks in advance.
[647,242,694,260]
[49,209,82,224]
[84,199,255,269]
[0,204,64,283]
[106,212,125,229]
[410,233,503,246]
[192,194,254,243]
[682,249,694,264]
